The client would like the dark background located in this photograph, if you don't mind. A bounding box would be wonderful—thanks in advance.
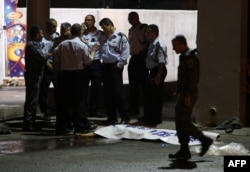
[17,0,197,10]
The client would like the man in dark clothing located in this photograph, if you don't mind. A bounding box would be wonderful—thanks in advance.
[169,35,213,160]
[52,22,72,133]
[39,18,59,121]
[53,23,98,134]
[23,26,48,131]
[127,12,149,116]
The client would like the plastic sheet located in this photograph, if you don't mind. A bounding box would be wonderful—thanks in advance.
[191,142,250,156]
[95,124,220,145]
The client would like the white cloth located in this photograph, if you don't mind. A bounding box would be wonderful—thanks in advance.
[95,124,220,146]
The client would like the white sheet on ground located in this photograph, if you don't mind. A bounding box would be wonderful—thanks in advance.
[94,124,220,145]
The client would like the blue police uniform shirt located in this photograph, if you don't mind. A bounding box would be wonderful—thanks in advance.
[41,38,53,60]
[42,32,59,62]
[100,30,130,64]
[52,37,93,71]
[81,29,103,60]
[146,36,168,69]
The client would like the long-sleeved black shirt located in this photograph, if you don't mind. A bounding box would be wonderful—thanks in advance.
[24,41,47,75]
[177,49,199,96]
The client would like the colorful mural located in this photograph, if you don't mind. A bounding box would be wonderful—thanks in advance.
[5,0,26,77]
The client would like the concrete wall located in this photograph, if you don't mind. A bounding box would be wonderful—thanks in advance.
[196,0,248,125]
[14,8,197,83]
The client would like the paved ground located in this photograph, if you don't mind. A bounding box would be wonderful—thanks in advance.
[0,86,249,172]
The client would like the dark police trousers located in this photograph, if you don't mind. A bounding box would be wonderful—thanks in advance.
[39,68,54,115]
[102,62,128,122]
[57,70,88,131]
[23,72,42,123]
[83,60,102,115]
[143,66,167,124]
[175,93,204,146]
[127,54,148,113]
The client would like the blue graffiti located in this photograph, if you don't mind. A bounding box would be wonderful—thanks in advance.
[150,130,174,137]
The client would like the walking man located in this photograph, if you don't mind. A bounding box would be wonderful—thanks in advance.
[169,35,213,160]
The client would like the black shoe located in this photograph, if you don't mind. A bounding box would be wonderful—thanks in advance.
[43,114,51,122]
[74,122,98,134]
[100,120,118,126]
[199,137,213,156]
[137,116,147,122]
[120,118,130,124]
[22,123,42,132]
[129,110,139,116]
[137,116,162,124]
[169,150,191,161]
[89,112,105,118]
[56,129,71,135]
[131,121,158,128]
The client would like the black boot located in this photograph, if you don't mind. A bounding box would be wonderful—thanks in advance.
[199,136,213,156]
[22,121,42,132]
[169,145,191,160]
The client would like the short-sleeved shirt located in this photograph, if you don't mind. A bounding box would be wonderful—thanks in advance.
[146,36,168,69]
[100,30,130,64]
[128,23,148,55]
[81,29,104,60]
[53,37,92,71]
[42,32,59,62]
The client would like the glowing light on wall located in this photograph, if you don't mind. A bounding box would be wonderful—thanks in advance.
[5,0,26,77]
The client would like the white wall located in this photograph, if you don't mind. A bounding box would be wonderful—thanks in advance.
[5,8,197,83]
[50,9,197,83]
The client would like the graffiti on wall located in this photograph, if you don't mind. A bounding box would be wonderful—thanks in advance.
[5,0,26,77]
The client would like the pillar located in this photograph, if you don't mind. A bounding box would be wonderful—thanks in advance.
[196,0,248,125]
[26,0,50,41]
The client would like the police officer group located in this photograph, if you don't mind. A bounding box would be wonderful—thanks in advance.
[23,11,213,160]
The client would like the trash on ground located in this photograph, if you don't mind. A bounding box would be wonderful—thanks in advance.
[215,117,243,134]
[191,142,249,156]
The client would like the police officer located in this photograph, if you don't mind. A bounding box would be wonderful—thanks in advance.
[39,18,59,121]
[23,26,47,131]
[99,18,130,125]
[81,14,104,118]
[127,12,149,116]
[52,23,98,134]
[169,35,213,160]
[52,22,72,133]
[134,24,167,127]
